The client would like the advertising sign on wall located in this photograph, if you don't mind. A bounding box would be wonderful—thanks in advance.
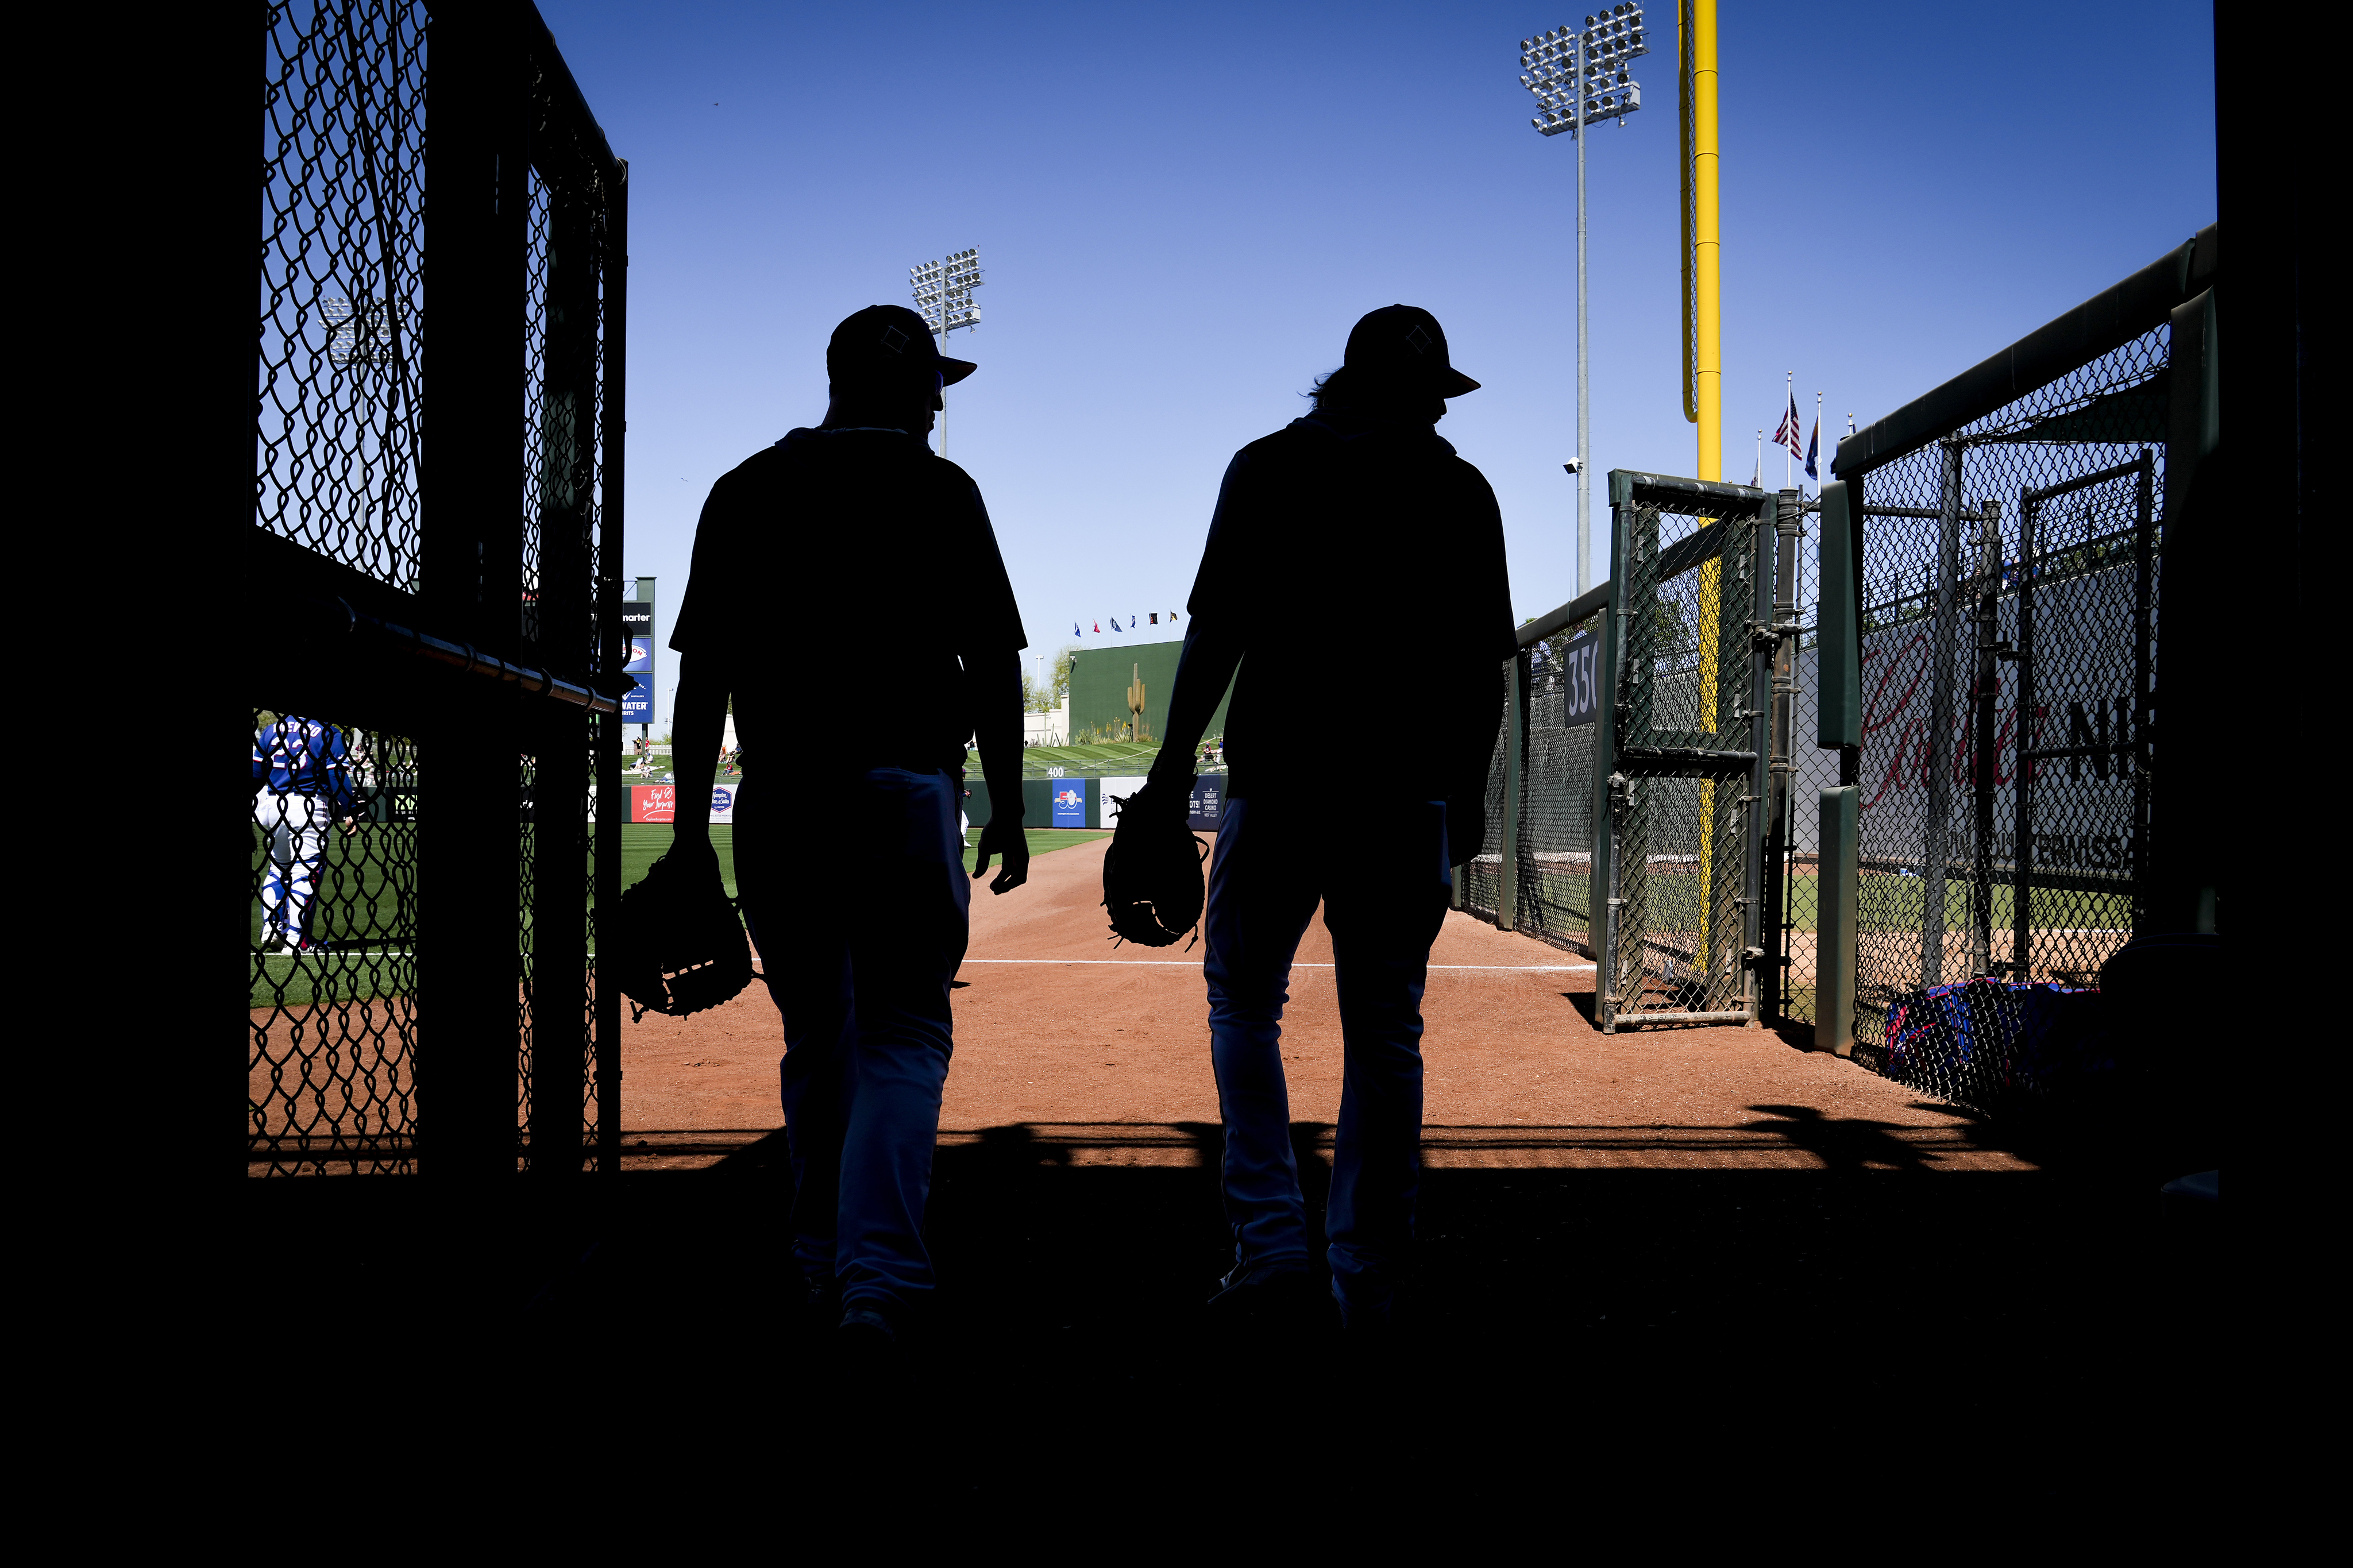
[620,678,654,724]
[624,635,654,674]
[1096,777,1147,830]
[1558,629,1602,728]
[630,783,740,825]
[1187,776,1225,831]
[1051,779,1087,827]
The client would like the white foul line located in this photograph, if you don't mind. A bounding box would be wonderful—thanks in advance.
[960,959,1593,971]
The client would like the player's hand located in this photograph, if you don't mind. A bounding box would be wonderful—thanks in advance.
[338,816,362,839]
[971,820,1029,894]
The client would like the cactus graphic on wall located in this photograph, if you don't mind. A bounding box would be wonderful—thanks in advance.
[1127,664,1148,742]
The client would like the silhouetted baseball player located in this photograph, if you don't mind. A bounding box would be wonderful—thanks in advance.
[665,305,1028,1353]
[1146,305,1514,1334]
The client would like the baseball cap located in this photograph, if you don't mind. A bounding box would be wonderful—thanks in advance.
[826,304,977,387]
[1343,304,1480,397]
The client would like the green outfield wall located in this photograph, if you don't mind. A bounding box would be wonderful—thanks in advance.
[1066,638,1232,745]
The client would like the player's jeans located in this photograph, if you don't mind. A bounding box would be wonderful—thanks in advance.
[1203,794,1452,1320]
[736,766,968,1316]
[254,792,325,944]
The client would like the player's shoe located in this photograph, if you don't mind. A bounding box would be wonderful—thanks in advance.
[1205,1261,1336,1338]
[835,1300,907,1382]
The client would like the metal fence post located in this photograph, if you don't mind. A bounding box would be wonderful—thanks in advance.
[1592,491,1626,1029]
[1750,493,1797,1029]
[1761,489,1801,1022]
[595,164,629,1174]
[1969,501,2003,979]
[1920,441,1965,986]
[1499,651,1525,930]
[421,5,530,1183]
[1814,481,1861,1052]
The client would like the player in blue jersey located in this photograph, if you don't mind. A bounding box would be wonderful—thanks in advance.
[251,715,363,954]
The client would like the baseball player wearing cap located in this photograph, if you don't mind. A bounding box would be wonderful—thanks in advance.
[252,713,363,953]
[665,304,1030,1355]
[1139,305,1515,1335]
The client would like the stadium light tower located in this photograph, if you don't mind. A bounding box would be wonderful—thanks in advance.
[909,248,985,458]
[1519,5,1649,597]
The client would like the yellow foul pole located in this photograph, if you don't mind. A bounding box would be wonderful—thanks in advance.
[1691,0,1720,480]
[1682,0,1725,981]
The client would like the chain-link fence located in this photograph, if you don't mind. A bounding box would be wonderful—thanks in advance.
[251,2,626,1176]
[1818,229,2215,1104]
[1457,618,1603,955]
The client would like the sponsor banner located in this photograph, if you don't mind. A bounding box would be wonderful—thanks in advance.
[1095,776,1147,830]
[1050,779,1087,827]
[1854,565,2138,878]
[1557,629,1602,728]
[630,782,740,825]
[620,601,653,635]
[623,635,654,674]
[1187,775,1226,831]
[620,677,654,723]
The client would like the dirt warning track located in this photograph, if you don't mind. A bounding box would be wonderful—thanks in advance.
[619,836,2026,1172]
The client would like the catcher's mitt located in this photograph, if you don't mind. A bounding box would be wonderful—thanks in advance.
[611,848,757,1017]
[1101,775,1208,949]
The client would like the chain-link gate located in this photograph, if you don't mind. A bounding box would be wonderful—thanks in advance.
[1807,227,2215,1106]
[250,1,627,1176]
[1594,473,1777,1031]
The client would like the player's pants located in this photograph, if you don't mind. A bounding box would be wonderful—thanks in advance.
[1203,795,1452,1320]
[737,766,968,1315]
[255,792,326,945]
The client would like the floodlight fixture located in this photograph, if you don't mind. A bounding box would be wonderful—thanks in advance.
[909,246,985,338]
[322,296,395,366]
[1519,3,1648,137]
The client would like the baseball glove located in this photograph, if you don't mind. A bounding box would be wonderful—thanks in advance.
[1101,775,1208,949]
[611,847,757,1017]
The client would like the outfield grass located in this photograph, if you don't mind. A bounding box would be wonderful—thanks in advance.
[1022,741,1178,777]
[1515,865,2131,938]
[250,822,1108,1008]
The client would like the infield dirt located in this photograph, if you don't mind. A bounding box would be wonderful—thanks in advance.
[617,834,2027,1173]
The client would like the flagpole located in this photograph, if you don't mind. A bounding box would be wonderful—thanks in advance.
[1814,390,1823,495]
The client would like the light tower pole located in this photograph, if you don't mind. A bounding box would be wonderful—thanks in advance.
[909,248,985,458]
[1520,5,1650,597]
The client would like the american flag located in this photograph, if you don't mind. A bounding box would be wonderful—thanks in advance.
[1773,391,1804,462]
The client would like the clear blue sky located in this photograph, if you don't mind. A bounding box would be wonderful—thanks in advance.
[537,1,2215,725]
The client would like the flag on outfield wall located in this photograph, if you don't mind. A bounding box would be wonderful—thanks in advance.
[1074,622,1082,636]
[1093,621,1100,633]
[1773,391,1803,462]
[1170,609,1179,622]
[1148,612,1158,624]
[1804,418,1819,481]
